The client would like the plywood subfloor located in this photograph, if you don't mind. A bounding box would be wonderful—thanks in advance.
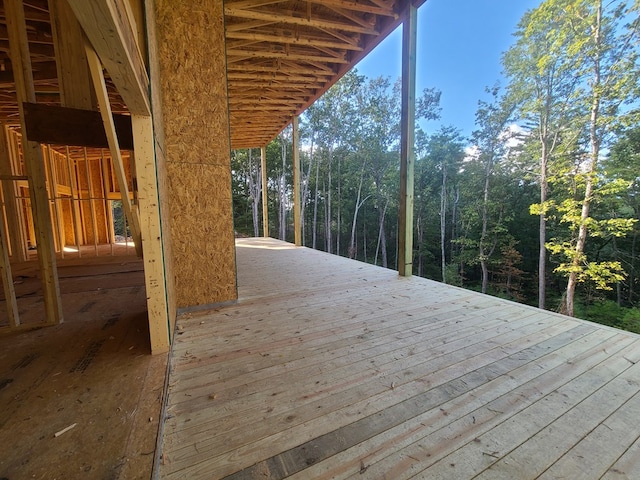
[159,237,640,479]
[0,253,167,479]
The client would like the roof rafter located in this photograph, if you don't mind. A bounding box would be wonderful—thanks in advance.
[224,6,380,35]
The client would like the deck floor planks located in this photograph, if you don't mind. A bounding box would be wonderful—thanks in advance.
[163,311,572,469]
[164,308,569,468]
[158,238,640,479]
[170,294,500,383]
[602,436,640,479]
[472,347,640,480]
[388,336,640,480]
[168,302,536,412]
[285,328,627,480]
[538,388,640,479]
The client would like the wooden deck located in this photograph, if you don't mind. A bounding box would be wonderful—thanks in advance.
[158,237,640,479]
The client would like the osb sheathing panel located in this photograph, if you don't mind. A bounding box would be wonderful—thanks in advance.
[61,200,74,245]
[155,0,230,166]
[166,162,236,308]
[155,0,237,308]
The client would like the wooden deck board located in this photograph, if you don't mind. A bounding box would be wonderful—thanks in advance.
[158,238,640,479]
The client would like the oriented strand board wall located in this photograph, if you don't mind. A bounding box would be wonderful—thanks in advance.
[154,0,237,309]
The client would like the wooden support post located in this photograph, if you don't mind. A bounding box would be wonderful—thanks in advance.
[5,0,63,324]
[0,125,27,261]
[0,194,19,327]
[261,146,268,237]
[85,42,142,256]
[43,145,65,257]
[398,4,417,277]
[292,116,302,246]
[65,146,83,256]
[99,149,115,255]
[82,148,99,256]
[131,114,171,353]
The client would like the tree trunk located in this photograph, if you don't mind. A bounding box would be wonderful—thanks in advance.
[312,156,321,250]
[416,214,423,277]
[248,149,261,238]
[300,139,314,246]
[451,186,459,259]
[279,138,287,240]
[480,158,492,295]
[564,2,602,317]
[440,167,447,283]
[336,155,341,256]
[326,149,332,254]
[349,159,368,259]
[630,230,637,304]
[538,141,548,309]
[375,197,388,268]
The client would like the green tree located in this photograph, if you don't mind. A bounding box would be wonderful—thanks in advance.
[503,2,582,309]
[539,0,640,316]
[466,86,516,294]
[419,126,465,282]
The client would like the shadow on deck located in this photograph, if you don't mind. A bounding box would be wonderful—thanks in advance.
[159,237,640,479]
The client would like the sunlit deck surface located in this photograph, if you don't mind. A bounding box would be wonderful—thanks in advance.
[159,237,640,479]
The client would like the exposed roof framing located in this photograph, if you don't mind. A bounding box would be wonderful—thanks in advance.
[0,1,127,124]
[225,0,423,149]
[0,1,422,151]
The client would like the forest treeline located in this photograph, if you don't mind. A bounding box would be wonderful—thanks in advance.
[231,0,640,333]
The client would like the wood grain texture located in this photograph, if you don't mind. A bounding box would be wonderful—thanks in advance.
[165,162,236,308]
[154,0,236,308]
[157,238,640,479]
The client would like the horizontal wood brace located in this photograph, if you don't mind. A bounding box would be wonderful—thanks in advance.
[224,7,380,35]
[225,30,363,51]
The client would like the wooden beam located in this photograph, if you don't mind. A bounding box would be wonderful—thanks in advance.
[261,146,269,237]
[131,114,171,353]
[226,31,363,51]
[224,6,379,35]
[226,48,348,64]
[398,4,417,277]
[23,102,134,150]
[85,42,142,255]
[292,116,301,246]
[66,0,150,115]
[49,0,95,110]
[5,0,63,324]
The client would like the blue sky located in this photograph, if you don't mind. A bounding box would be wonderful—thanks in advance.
[357,0,542,139]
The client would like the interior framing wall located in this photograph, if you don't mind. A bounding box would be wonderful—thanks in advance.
[153,0,237,309]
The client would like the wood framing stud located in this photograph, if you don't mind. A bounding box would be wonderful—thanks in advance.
[0,178,19,327]
[85,42,142,255]
[132,114,171,354]
[0,124,27,262]
[5,0,63,324]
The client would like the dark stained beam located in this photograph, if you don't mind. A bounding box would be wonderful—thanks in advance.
[23,102,133,150]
